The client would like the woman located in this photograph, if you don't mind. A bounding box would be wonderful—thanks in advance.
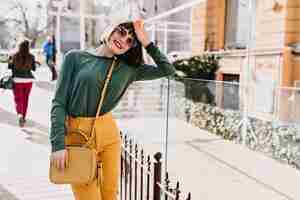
[50,20,175,200]
[8,39,36,127]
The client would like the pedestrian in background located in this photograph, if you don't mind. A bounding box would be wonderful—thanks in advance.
[8,39,36,127]
[50,20,175,200]
[52,35,57,66]
[42,35,57,81]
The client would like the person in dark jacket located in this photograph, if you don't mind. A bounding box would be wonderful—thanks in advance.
[42,35,57,81]
[49,20,175,200]
[8,39,36,127]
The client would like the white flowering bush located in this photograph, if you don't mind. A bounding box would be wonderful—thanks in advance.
[179,101,300,169]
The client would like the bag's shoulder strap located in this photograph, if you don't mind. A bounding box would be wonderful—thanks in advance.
[95,58,117,117]
[84,57,118,148]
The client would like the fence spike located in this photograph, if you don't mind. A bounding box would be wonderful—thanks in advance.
[135,144,138,155]
[165,172,170,183]
[186,192,191,200]
[175,182,181,200]
[165,172,170,200]
[141,149,144,161]
[176,182,180,189]
[147,155,151,171]
[125,135,128,147]
[165,172,170,189]
[130,139,133,153]
[154,152,162,162]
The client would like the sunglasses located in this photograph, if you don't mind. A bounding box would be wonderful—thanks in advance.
[114,26,137,48]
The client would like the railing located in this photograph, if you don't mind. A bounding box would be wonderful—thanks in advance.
[120,133,191,200]
[115,76,300,167]
[169,78,300,166]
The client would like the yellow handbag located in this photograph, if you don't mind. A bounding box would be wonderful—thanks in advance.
[49,58,118,185]
[49,146,97,184]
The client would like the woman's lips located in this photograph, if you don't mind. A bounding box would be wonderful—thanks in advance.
[113,40,123,49]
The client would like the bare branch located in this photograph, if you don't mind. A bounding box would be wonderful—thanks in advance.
[3,0,49,47]
[12,0,30,34]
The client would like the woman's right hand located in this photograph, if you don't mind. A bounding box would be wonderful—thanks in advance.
[50,149,68,171]
[133,20,151,48]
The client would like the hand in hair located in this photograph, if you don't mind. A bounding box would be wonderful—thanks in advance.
[133,20,151,48]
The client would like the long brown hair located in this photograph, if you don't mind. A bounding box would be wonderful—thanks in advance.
[13,40,33,69]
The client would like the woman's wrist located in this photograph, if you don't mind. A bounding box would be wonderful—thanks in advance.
[145,42,155,50]
[141,40,151,48]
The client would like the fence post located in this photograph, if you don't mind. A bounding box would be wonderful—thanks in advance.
[153,152,162,200]
[120,132,123,200]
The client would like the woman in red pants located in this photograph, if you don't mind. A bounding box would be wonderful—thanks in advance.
[8,39,36,127]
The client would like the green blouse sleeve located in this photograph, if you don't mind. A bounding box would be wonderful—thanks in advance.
[50,51,76,152]
[134,42,176,81]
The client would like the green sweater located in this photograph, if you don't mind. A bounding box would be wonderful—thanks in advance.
[50,42,175,152]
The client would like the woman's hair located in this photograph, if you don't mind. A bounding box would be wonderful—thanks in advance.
[13,40,33,69]
[101,22,144,66]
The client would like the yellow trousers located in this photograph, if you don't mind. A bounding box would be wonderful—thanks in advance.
[65,113,121,200]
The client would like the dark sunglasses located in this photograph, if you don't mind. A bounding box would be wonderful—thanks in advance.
[114,26,137,48]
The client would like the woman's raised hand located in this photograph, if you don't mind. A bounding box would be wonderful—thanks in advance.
[133,20,151,48]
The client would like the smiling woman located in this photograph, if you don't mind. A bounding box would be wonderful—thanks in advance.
[49,18,175,200]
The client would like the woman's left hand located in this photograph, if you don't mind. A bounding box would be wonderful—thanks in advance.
[133,20,151,48]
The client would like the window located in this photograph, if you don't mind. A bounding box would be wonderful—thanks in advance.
[225,0,252,49]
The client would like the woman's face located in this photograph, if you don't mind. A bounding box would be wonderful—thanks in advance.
[107,25,137,55]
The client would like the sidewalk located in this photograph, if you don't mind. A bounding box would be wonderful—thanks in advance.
[1,67,300,200]
[119,118,300,200]
[0,67,72,200]
[0,124,72,200]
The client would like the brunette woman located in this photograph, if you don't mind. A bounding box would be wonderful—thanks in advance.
[8,39,36,127]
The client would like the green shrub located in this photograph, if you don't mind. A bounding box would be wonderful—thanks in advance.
[172,54,222,103]
[173,54,221,79]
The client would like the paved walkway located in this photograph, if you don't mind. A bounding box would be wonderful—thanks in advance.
[119,118,300,200]
[0,67,72,200]
[1,67,300,199]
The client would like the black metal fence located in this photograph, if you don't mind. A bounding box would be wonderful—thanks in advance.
[120,133,191,200]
